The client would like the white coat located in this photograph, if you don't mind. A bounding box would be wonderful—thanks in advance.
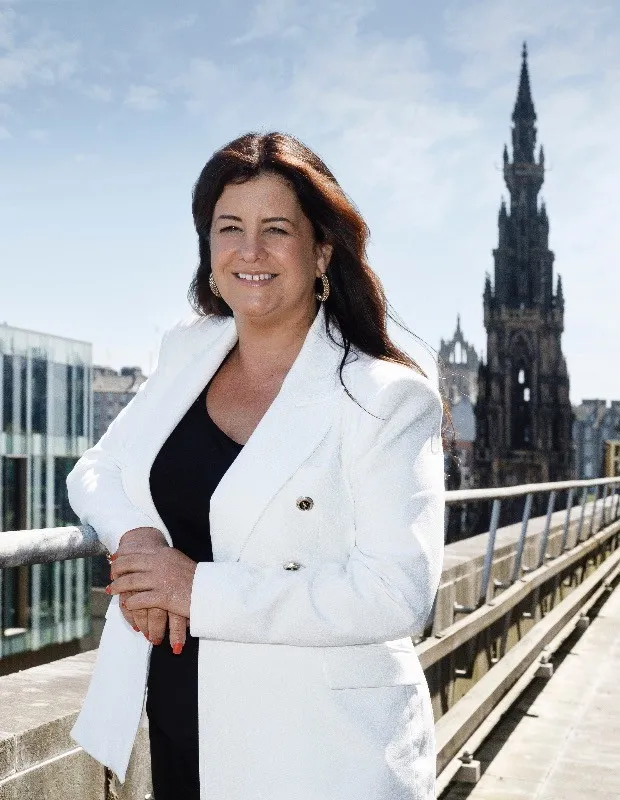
[67,304,445,800]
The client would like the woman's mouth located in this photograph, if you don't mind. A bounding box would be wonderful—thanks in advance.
[234,272,277,283]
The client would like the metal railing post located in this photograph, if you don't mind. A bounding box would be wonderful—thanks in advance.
[588,485,600,538]
[509,492,533,583]
[599,485,609,530]
[560,487,575,552]
[480,499,502,605]
[576,487,589,544]
[537,489,556,568]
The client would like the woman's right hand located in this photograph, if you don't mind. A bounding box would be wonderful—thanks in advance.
[113,527,188,653]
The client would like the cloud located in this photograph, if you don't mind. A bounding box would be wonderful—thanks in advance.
[0,5,81,94]
[74,152,100,164]
[231,0,309,44]
[124,83,164,111]
[83,83,113,102]
[0,123,10,138]
[171,14,198,32]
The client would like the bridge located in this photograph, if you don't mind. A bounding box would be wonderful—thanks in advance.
[0,476,619,799]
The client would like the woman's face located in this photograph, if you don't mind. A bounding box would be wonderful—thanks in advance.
[209,172,332,326]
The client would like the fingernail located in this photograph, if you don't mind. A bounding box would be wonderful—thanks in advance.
[132,625,140,632]
[172,643,183,655]
[105,585,112,595]
[109,553,118,561]
[150,637,163,646]
[120,599,126,607]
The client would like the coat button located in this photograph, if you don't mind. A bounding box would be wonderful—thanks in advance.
[283,561,302,571]
[296,496,314,511]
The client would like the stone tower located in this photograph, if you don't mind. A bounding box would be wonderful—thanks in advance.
[474,44,573,488]
[439,315,479,406]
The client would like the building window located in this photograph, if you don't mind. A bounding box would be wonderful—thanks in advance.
[31,357,47,434]
[51,363,68,437]
[2,456,27,532]
[512,360,532,449]
[19,357,27,435]
[2,354,13,433]
[75,365,85,436]
[53,456,79,526]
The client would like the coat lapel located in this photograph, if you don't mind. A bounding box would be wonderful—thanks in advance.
[124,317,238,542]
[126,306,345,561]
[209,306,345,562]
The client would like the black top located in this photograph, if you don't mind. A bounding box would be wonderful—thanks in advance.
[146,381,243,748]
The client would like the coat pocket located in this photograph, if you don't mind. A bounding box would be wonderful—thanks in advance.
[322,640,425,689]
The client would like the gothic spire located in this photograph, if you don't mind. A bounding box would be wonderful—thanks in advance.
[512,42,536,123]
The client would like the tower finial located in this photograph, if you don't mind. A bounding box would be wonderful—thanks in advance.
[512,41,536,123]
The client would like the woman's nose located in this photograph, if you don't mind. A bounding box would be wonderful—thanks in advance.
[239,232,264,262]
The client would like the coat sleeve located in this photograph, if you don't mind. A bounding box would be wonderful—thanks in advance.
[66,326,177,556]
[189,372,445,647]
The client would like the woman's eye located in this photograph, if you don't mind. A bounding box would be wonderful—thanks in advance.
[219,225,241,233]
[266,227,288,235]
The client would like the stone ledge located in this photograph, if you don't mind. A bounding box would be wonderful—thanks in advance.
[0,650,150,799]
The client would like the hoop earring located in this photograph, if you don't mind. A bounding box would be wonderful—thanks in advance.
[315,273,330,303]
[209,272,221,298]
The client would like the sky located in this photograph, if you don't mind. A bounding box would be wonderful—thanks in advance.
[1,0,618,403]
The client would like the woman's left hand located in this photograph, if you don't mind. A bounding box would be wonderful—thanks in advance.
[108,548,198,619]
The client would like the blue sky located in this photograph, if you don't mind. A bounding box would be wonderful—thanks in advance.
[1,0,618,403]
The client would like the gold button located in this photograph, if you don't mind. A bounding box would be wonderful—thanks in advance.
[296,496,314,511]
[283,561,302,571]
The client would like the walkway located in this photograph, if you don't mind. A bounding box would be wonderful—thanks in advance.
[440,581,620,800]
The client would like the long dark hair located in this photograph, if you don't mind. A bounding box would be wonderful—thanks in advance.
[189,132,452,439]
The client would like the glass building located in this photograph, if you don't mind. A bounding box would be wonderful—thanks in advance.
[0,323,93,664]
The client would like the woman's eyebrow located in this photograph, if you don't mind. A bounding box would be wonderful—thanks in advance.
[215,214,242,222]
[263,216,295,225]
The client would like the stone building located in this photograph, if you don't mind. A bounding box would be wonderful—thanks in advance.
[440,316,478,490]
[93,366,146,444]
[474,44,573,489]
[573,400,620,479]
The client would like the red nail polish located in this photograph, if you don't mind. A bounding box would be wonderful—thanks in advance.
[109,553,118,561]
[172,643,183,655]
[132,626,140,632]
[105,585,112,595]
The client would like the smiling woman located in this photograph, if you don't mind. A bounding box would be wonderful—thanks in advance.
[67,131,447,800]
[206,172,332,332]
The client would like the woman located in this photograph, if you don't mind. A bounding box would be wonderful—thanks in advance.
[68,132,445,800]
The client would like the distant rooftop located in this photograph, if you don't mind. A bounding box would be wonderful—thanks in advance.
[0,320,91,347]
[93,366,146,393]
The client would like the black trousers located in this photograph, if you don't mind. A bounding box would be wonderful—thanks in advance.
[147,636,201,798]
[148,715,200,800]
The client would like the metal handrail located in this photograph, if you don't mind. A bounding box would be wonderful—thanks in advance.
[446,476,619,504]
[0,525,105,568]
[1,477,619,576]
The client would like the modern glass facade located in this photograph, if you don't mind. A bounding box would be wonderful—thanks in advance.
[0,324,93,660]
